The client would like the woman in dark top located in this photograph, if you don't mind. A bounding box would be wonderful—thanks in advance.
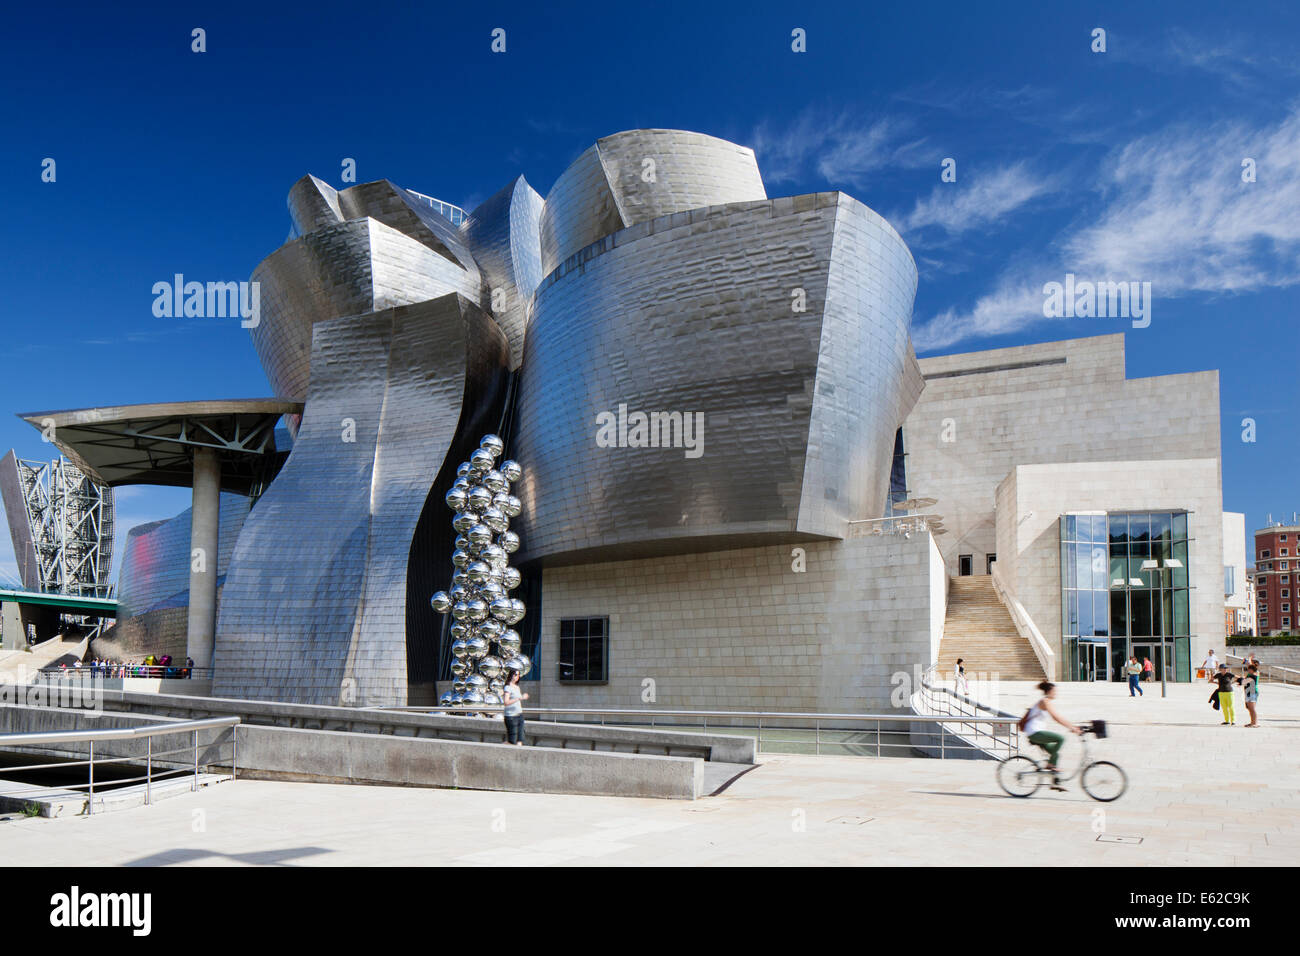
[1209,664,1241,726]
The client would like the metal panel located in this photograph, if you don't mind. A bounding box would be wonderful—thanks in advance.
[213,294,510,706]
[539,130,767,276]
[514,191,918,564]
[462,175,545,369]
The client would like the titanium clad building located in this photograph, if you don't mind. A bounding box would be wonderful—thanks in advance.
[42,129,1227,709]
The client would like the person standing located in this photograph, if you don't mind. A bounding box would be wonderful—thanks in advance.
[1243,664,1260,728]
[954,658,968,696]
[502,670,528,745]
[1142,656,1154,682]
[1202,648,1220,678]
[1209,663,1240,726]
[1125,656,1144,696]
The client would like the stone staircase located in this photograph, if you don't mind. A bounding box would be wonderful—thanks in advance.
[937,575,1046,681]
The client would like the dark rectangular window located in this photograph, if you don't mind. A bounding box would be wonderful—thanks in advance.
[557,616,610,683]
[959,554,973,576]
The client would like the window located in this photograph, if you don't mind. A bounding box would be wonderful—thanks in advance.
[959,554,973,576]
[1260,550,1271,559]
[1283,589,1291,598]
[1283,549,1290,556]
[1282,534,1289,541]
[1283,604,1291,613]
[557,617,609,683]
[1283,562,1290,571]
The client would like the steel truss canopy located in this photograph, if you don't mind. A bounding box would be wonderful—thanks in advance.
[17,399,302,495]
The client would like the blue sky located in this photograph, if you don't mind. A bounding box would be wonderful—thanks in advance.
[1,0,1297,585]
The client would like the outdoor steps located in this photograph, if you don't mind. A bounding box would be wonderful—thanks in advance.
[937,575,1046,681]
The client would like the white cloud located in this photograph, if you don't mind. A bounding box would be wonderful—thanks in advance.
[750,109,930,189]
[895,162,1056,239]
[913,105,1300,351]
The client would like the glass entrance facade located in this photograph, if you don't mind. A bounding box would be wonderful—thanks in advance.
[1061,511,1192,682]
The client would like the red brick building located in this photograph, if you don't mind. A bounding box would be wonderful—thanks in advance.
[1255,523,1300,635]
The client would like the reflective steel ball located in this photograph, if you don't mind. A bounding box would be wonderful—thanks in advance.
[450,658,468,677]
[466,560,492,584]
[490,597,513,621]
[500,460,522,483]
[502,567,521,590]
[451,638,470,659]
[480,434,505,458]
[467,486,493,511]
[468,524,493,546]
[499,530,520,553]
[481,506,508,533]
[470,448,495,470]
[466,636,489,659]
[451,601,470,621]
[484,470,507,494]
[466,598,489,623]
[478,655,503,679]
[445,487,468,511]
[430,590,451,614]
[452,511,478,533]
[439,691,454,706]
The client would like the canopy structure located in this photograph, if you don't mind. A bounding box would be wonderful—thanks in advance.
[18,399,301,496]
[16,399,301,671]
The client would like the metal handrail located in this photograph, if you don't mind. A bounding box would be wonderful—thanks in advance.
[1224,654,1300,686]
[0,716,239,814]
[377,704,1017,758]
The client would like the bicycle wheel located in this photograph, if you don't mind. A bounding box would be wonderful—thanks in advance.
[1081,760,1128,802]
[997,755,1043,797]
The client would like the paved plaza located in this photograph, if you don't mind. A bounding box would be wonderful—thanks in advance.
[2,680,1297,866]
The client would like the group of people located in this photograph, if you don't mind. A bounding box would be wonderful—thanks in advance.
[1202,648,1261,728]
[55,655,195,679]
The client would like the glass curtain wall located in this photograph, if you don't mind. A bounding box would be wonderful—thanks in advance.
[1061,512,1192,681]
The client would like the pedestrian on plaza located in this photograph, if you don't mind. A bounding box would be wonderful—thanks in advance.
[1142,656,1154,682]
[1201,648,1219,678]
[1243,664,1260,728]
[1125,656,1144,696]
[1209,663,1241,726]
[502,670,528,746]
[954,658,968,696]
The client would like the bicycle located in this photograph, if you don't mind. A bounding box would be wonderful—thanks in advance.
[997,720,1127,802]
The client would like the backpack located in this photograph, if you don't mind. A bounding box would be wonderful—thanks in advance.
[1018,708,1032,732]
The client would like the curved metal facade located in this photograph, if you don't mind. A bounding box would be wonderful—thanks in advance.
[462,176,544,369]
[514,192,920,564]
[212,294,510,706]
[539,129,766,276]
[253,188,481,402]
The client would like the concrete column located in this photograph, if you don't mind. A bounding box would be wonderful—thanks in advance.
[186,447,221,671]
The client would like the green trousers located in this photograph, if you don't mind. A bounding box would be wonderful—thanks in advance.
[1029,731,1064,768]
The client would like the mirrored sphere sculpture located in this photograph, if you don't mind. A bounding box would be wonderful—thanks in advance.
[429,434,528,711]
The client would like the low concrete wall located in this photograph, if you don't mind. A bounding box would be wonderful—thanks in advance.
[234,724,702,798]
[0,686,755,764]
[1226,646,1300,670]
[0,703,705,799]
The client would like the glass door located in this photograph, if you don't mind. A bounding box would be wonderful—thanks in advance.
[1091,643,1109,681]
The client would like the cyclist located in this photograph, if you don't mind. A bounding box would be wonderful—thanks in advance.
[1020,681,1082,790]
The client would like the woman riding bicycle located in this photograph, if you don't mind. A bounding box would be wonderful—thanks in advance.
[1021,681,1081,789]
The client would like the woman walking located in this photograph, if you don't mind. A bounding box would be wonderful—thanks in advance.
[954,658,968,696]
[502,670,529,745]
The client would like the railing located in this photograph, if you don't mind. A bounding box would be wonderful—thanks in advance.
[36,665,213,681]
[383,705,1019,759]
[846,513,941,538]
[403,189,468,227]
[990,560,1056,680]
[0,716,239,815]
[912,664,1021,759]
[1225,654,1300,686]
